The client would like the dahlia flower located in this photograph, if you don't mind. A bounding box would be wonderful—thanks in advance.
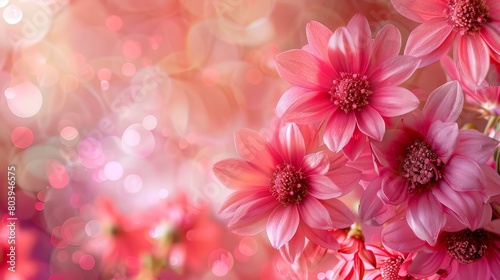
[214,122,360,261]
[359,81,500,245]
[274,14,420,160]
[392,0,500,86]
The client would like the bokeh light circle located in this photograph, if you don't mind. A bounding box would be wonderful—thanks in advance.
[11,126,34,148]
[5,81,43,118]
[3,4,23,25]
[104,161,123,181]
[121,124,155,158]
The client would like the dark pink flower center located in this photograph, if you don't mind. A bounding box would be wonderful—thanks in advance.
[401,140,443,194]
[269,163,307,206]
[447,0,490,34]
[330,72,372,113]
[441,229,488,264]
[380,255,408,280]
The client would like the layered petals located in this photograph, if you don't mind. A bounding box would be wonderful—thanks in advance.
[406,192,445,245]
[267,205,300,248]
[275,87,333,124]
[455,34,490,86]
[404,18,454,64]
[422,81,464,123]
[323,110,356,152]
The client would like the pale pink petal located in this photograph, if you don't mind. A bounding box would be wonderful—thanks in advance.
[481,23,500,55]
[307,174,342,199]
[301,150,330,175]
[279,228,305,264]
[481,164,500,197]
[454,129,500,164]
[303,227,340,250]
[404,19,453,63]
[267,205,300,248]
[306,20,334,64]
[380,173,409,205]
[328,27,361,73]
[213,159,269,189]
[275,87,333,124]
[219,190,268,220]
[299,196,334,230]
[356,105,385,141]
[341,128,366,161]
[369,24,402,73]
[418,31,456,67]
[440,55,461,81]
[422,81,464,123]
[455,260,491,280]
[390,0,447,23]
[369,55,420,88]
[279,123,306,164]
[427,121,459,163]
[432,181,484,230]
[455,34,490,86]
[326,165,362,196]
[381,219,426,252]
[444,156,485,192]
[487,246,500,280]
[370,86,420,117]
[235,128,281,173]
[323,110,356,152]
[407,251,446,278]
[275,49,336,90]
[359,178,394,226]
[346,13,372,73]
[406,192,446,245]
[321,198,355,229]
[229,194,278,235]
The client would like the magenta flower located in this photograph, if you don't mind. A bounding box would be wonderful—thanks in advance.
[392,0,500,86]
[274,14,420,160]
[214,122,360,260]
[359,81,500,245]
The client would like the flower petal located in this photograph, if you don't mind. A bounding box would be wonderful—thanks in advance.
[303,227,340,250]
[299,196,334,230]
[326,163,362,196]
[356,105,385,141]
[432,181,484,230]
[481,23,500,55]
[213,159,269,189]
[454,129,500,164]
[455,259,490,280]
[380,173,409,205]
[323,110,356,152]
[390,0,447,23]
[321,198,355,229]
[455,34,490,86]
[407,250,446,278]
[427,121,459,163]
[369,55,420,88]
[444,155,484,192]
[229,194,278,235]
[370,86,420,117]
[328,27,362,73]
[306,20,334,63]
[369,24,402,73]
[307,174,342,199]
[346,14,373,73]
[267,205,300,248]
[275,87,333,124]
[359,178,394,226]
[301,150,330,174]
[275,49,335,90]
[422,81,464,123]
[404,19,453,64]
[278,123,306,164]
[381,219,426,252]
[235,128,281,173]
[341,128,367,161]
[279,228,305,264]
[406,192,445,245]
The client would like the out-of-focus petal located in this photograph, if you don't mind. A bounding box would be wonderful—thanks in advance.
[422,81,464,123]
[454,129,500,164]
[267,205,300,248]
[455,34,490,86]
[454,259,491,280]
[213,159,269,189]
[275,49,336,90]
[356,105,385,141]
[279,228,305,264]
[299,196,334,230]
[303,226,340,250]
[321,198,355,229]
[433,180,485,230]
[427,121,459,163]
[370,86,420,117]
[326,163,362,196]
[275,87,333,124]
[307,174,342,199]
[390,0,447,23]
[323,110,356,152]
[404,19,453,63]
[235,128,281,173]
[369,24,402,73]
[487,0,500,20]
[382,219,426,252]
[306,20,334,63]
[406,192,445,245]
[481,164,500,197]
[369,55,420,88]
[359,178,394,226]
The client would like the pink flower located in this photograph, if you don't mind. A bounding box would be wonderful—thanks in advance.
[382,209,500,279]
[392,0,500,86]
[274,14,420,160]
[359,81,500,245]
[214,122,360,261]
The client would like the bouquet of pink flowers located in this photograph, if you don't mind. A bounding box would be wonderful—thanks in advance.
[214,1,500,279]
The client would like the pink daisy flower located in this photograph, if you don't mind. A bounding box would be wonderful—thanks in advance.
[364,244,422,280]
[359,81,500,245]
[382,209,500,279]
[274,14,420,160]
[392,0,500,86]
[214,122,360,260]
